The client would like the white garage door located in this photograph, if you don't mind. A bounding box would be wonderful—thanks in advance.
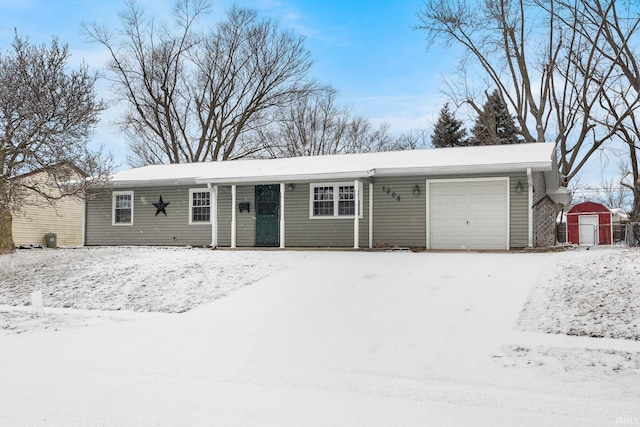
[427,178,509,250]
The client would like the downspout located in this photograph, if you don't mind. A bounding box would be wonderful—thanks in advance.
[207,183,218,248]
[368,182,373,249]
[280,183,285,249]
[527,168,533,248]
[354,179,360,249]
[231,184,237,248]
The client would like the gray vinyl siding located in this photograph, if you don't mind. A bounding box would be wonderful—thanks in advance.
[236,185,256,247]
[283,181,369,247]
[371,177,426,247]
[509,172,529,248]
[216,186,232,247]
[371,173,529,249]
[86,172,530,249]
[85,186,212,246]
[215,185,258,247]
[532,171,547,204]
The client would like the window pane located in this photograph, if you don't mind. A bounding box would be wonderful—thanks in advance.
[115,209,131,223]
[192,191,211,222]
[338,186,355,215]
[114,194,132,223]
[115,194,131,209]
[258,201,277,215]
[192,206,210,222]
[192,191,210,207]
[313,186,333,216]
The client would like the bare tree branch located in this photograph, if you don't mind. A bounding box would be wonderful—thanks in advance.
[84,1,317,165]
[0,32,111,253]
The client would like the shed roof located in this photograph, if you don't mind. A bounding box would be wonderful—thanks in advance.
[567,201,612,214]
[109,142,558,187]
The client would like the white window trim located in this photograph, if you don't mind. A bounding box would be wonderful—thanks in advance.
[309,182,364,219]
[189,188,212,225]
[112,190,134,226]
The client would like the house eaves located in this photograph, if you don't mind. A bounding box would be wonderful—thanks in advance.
[110,177,201,188]
[372,161,552,177]
[105,142,559,188]
[194,163,552,185]
[195,169,376,185]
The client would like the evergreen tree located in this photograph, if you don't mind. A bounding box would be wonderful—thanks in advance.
[469,90,521,145]
[431,103,468,148]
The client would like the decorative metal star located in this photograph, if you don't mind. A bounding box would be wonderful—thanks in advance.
[152,195,170,216]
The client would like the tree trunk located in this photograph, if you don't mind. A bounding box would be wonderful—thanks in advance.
[0,205,15,253]
[630,186,640,247]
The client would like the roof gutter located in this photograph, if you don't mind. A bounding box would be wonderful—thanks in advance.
[195,169,376,185]
[373,161,552,177]
[110,178,201,188]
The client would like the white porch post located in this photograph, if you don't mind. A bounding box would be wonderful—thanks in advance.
[354,179,360,249]
[231,184,237,248]
[527,168,533,248]
[207,184,218,248]
[280,183,285,248]
[368,182,373,249]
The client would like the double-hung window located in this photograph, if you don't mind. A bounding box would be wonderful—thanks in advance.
[112,191,134,225]
[310,182,363,218]
[312,186,334,216]
[189,188,211,224]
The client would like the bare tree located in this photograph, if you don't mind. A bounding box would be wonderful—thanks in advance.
[257,87,394,157]
[392,128,430,151]
[84,0,317,166]
[416,0,628,183]
[0,33,111,253]
[556,0,640,240]
[84,0,207,166]
[592,178,632,212]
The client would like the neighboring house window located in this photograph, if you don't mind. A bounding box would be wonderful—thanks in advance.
[189,189,211,224]
[310,182,363,218]
[112,191,134,225]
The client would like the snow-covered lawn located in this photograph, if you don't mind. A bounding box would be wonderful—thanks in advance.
[0,246,639,426]
[0,246,287,313]
[0,246,289,334]
[519,247,640,340]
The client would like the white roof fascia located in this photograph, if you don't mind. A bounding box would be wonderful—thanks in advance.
[110,178,201,188]
[373,162,552,177]
[195,169,376,184]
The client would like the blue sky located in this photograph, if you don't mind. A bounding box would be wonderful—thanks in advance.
[0,0,617,191]
[0,0,457,168]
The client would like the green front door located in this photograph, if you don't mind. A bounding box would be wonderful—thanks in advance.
[255,185,280,247]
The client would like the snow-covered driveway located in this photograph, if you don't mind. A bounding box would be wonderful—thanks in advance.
[0,250,638,426]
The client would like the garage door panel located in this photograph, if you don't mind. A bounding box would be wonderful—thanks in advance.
[427,179,509,250]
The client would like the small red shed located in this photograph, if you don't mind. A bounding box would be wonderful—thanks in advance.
[566,201,612,246]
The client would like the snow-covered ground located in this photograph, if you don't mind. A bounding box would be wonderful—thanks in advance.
[0,246,639,426]
[519,247,640,340]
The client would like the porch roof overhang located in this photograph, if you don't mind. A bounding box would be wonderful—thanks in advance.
[195,169,377,185]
